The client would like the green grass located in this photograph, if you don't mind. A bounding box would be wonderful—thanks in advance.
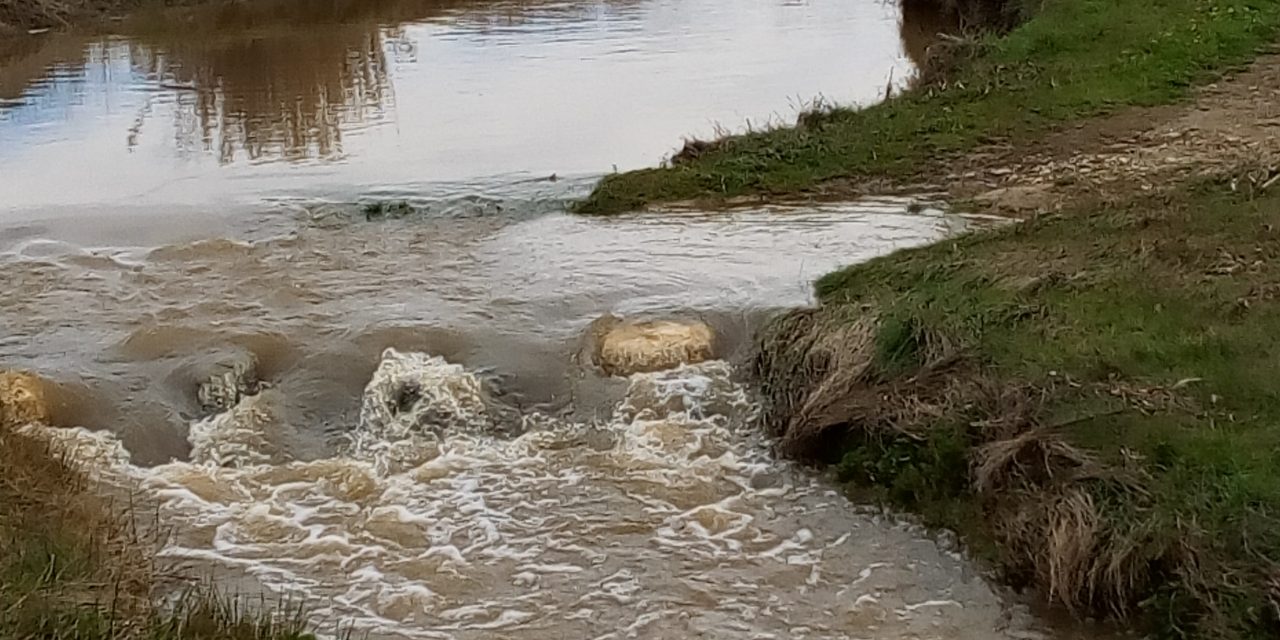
[759,176,1280,638]
[576,0,1280,214]
[144,593,322,640]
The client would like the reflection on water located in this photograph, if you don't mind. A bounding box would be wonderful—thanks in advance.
[0,0,918,216]
[125,29,391,163]
[1,0,955,172]
[117,0,578,163]
[123,0,650,165]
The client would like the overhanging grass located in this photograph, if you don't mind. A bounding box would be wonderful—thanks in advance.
[0,425,324,639]
[576,0,1280,214]
[757,176,1280,638]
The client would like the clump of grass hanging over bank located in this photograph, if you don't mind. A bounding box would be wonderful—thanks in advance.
[575,0,1280,214]
[753,173,1280,639]
[0,426,151,637]
[0,416,326,639]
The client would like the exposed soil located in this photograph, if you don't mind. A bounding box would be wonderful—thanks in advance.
[792,53,1280,216]
[946,54,1280,214]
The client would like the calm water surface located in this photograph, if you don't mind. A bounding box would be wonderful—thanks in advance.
[1,2,1101,638]
[1,0,915,221]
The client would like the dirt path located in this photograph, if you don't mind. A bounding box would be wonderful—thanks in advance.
[943,53,1280,214]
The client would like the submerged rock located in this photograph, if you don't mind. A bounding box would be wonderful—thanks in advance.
[363,200,416,221]
[358,348,491,438]
[616,361,746,422]
[589,314,715,376]
[196,352,260,415]
[189,389,294,468]
[0,370,51,429]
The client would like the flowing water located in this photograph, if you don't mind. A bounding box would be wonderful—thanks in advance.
[2,1,1095,638]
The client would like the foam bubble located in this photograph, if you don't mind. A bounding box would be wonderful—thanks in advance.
[358,348,491,439]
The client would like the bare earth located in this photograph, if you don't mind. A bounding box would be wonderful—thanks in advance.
[945,54,1280,215]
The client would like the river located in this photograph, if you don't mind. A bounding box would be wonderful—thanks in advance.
[2,1,1084,638]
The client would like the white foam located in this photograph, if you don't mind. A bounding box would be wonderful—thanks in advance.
[358,348,491,439]
[188,390,294,468]
[19,423,131,470]
[36,353,1050,639]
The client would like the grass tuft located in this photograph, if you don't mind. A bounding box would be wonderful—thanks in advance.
[0,420,329,639]
[147,590,322,640]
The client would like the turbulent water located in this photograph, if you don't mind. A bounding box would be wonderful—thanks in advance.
[1,0,1091,638]
[0,199,975,464]
[30,353,1055,639]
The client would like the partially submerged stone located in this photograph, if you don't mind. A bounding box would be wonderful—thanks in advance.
[197,352,260,415]
[189,389,293,468]
[0,370,51,430]
[591,315,715,376]
[358,348,491,438]
[616,361,743,421]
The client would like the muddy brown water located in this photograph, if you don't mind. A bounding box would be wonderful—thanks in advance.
[2,1,1107,638]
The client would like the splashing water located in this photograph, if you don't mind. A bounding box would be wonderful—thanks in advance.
[27,351,1053,640]
[358,349,495,439]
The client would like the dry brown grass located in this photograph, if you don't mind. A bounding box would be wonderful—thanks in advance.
[933,392,1167,615]
[0,422,155,635]
[988,479,1171,616]
[753,306,1190,620]
[1043,487,1101,607]
[754,307,974,457]
[753,307,878,455]
[973,427,1099,494]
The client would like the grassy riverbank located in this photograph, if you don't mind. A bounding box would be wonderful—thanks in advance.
[755,175,1280,639]
[0,393,319,640]
[576,0,1280,214]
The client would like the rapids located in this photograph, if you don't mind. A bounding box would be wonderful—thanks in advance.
[25,353,1054,639]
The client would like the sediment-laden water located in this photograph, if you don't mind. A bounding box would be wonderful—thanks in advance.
[30,351,1055,639]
